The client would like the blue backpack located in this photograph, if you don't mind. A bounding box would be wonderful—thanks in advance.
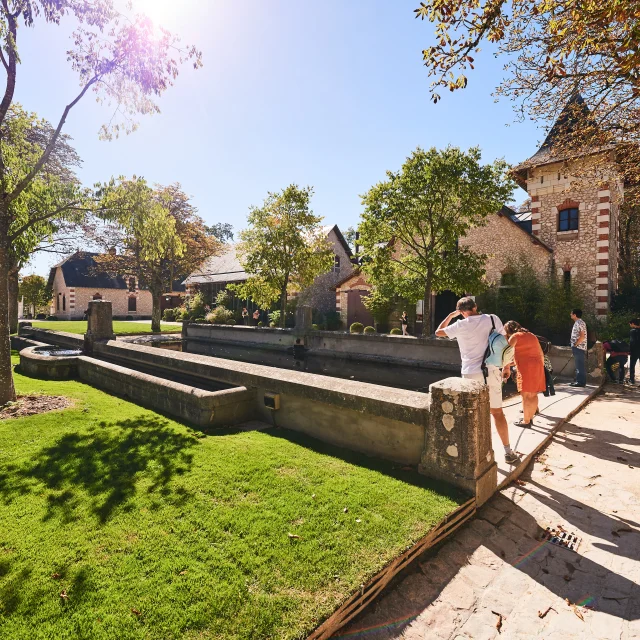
[482,315,514,374]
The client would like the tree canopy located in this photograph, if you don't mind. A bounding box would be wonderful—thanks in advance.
[18,274,50,315]
[359,146,514,334]
[0,0,201,404]
[95,180,220,332]
[231,185,333,327]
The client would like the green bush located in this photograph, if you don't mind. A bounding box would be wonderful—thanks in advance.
[257,321,264,327]
[45,315,57,321]
[125,315,134,321]
[188,292,207,320]
[311,323,319,330]
[162,308,176,322]
[195,317,206,323]
[227,319,236,325]
[363,326,375,334]
[593,311,635,342]
[269,322,276,328]
[215,289,231,308]
[390,327,402,335]
[268,310,281,327]
[206,307,234,324]
[350,322,364,334]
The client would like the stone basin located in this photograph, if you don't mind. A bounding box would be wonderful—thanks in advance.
[19,345,82,379]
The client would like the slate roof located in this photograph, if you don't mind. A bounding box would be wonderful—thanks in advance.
[512,93,612,187]
[48,251,186,292]
[49,252,129,290]
[498,205,552,253]
[184,245,248,285]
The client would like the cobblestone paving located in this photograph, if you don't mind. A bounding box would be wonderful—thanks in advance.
[339,384,640,639]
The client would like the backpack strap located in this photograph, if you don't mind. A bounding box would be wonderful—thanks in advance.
[481,315,496,384]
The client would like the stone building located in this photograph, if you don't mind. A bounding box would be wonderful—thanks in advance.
[511,94,623,318]
[48,251,185,320]
[186,225,354,316]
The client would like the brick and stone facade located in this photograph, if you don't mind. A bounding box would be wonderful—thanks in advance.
[514,155,623,318]
[459,209,553,285]
[48,251,177,320]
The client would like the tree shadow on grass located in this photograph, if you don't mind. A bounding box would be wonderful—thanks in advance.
[0,416,198,524]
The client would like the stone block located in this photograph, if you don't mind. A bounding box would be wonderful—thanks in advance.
[420,377,497,502]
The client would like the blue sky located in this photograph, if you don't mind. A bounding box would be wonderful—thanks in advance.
[18,0,539,277]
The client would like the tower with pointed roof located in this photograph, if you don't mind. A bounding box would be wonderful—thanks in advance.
[512,94,623,319]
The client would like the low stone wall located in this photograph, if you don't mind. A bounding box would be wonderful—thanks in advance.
[18,324,84,350]
[77,357,256,428]
[183,322,603,381]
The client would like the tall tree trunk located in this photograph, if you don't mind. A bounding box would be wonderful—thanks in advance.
[8,263,18,334]
[280,284,288,328]
[151,289,162,333]
[422,274,433,337]
[0,234,17,405]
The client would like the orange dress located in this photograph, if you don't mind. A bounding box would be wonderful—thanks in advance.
[510,332,546,393]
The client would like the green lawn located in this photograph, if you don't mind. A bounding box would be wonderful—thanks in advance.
[0,354,464,639]
[32,321,181,335]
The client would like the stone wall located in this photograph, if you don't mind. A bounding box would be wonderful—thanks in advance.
[526,156,623,318]
[295,227,354,314]
[460,212,552,284]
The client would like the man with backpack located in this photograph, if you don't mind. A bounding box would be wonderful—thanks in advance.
[603,338,630,384]
[436,297,519,465]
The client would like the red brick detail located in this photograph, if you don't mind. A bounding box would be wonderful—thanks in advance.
[598,234,610,241]
[532,229,539,236]
[599,182,610,191]
[597,310,608,316]
[531,195,540,202]
[599,220,610,228]
[599,259,609,265]
[597,284,609,290]
[597,296,609,302]
[557,198,579,211]
[599,196,611,203]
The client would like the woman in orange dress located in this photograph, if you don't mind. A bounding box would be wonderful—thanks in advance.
[503,321,546,428]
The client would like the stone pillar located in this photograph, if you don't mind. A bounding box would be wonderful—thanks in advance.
[84,300,115,353]
[295,305,313,333]
[17,321,32,336]
[588,341,605,383]
[420,377,497,506]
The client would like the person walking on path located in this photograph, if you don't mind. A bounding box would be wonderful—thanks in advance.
[436,297,518,465]
[629,318,640,385]
[400,311,409,335]
[503,321,546,428]
[569,308,587,387]
[252,308,260,326]
[603,339,630,384]
[241,307,249,326]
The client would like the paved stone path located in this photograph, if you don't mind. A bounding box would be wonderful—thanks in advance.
[338,383,640,639]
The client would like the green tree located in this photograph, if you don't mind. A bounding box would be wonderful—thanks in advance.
[231,185,333,327]
[18,274,50,316]
[205,222,234,243]
[96,180,219,332]
[0,1,201,405]
[359,146,514,335]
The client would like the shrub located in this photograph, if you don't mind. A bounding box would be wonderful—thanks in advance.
[125,315,134,321]
[593,311,634,342]
[195,317,206,323]
[257,321,264,327]
[215,289,231,308]
[45,315,57,321]
[268,310,281,327]
[350,322,364,334]
[311,323,319,330]
[390,327,402,335]
[162,308,176,322]
[363,326,375,334]
[227,319,236,325]
[206,306,234,324]
[269,322,276,328]
[188,292,207,320]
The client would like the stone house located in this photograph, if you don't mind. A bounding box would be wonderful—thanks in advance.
[186,225,354,316]
[48,251,185,320]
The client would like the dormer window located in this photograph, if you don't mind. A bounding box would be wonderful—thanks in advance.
[558,207,579,232]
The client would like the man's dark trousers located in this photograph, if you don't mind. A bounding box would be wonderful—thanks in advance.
[572,346,587,386]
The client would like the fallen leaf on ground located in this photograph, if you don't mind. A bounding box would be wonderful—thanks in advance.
[179,570,188,575]
[563,575,573,582]
[588,474,602,479]
[343,507,348,513]
[355,518,362,523]
[311,494,316,499]
[538,606,556,618]
[565,599,585,621]
[131,608,141,616]
[586,483,596,488]
[562,464,574,470]
[491,611,504,633]
[287,533,300,539]
[60,590,68,600]
[515,479,526,486]
[617,456,628,462]
[51,573,61,580]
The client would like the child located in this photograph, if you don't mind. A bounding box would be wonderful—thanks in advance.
[630,318,640,385]
[602,339,630,384]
